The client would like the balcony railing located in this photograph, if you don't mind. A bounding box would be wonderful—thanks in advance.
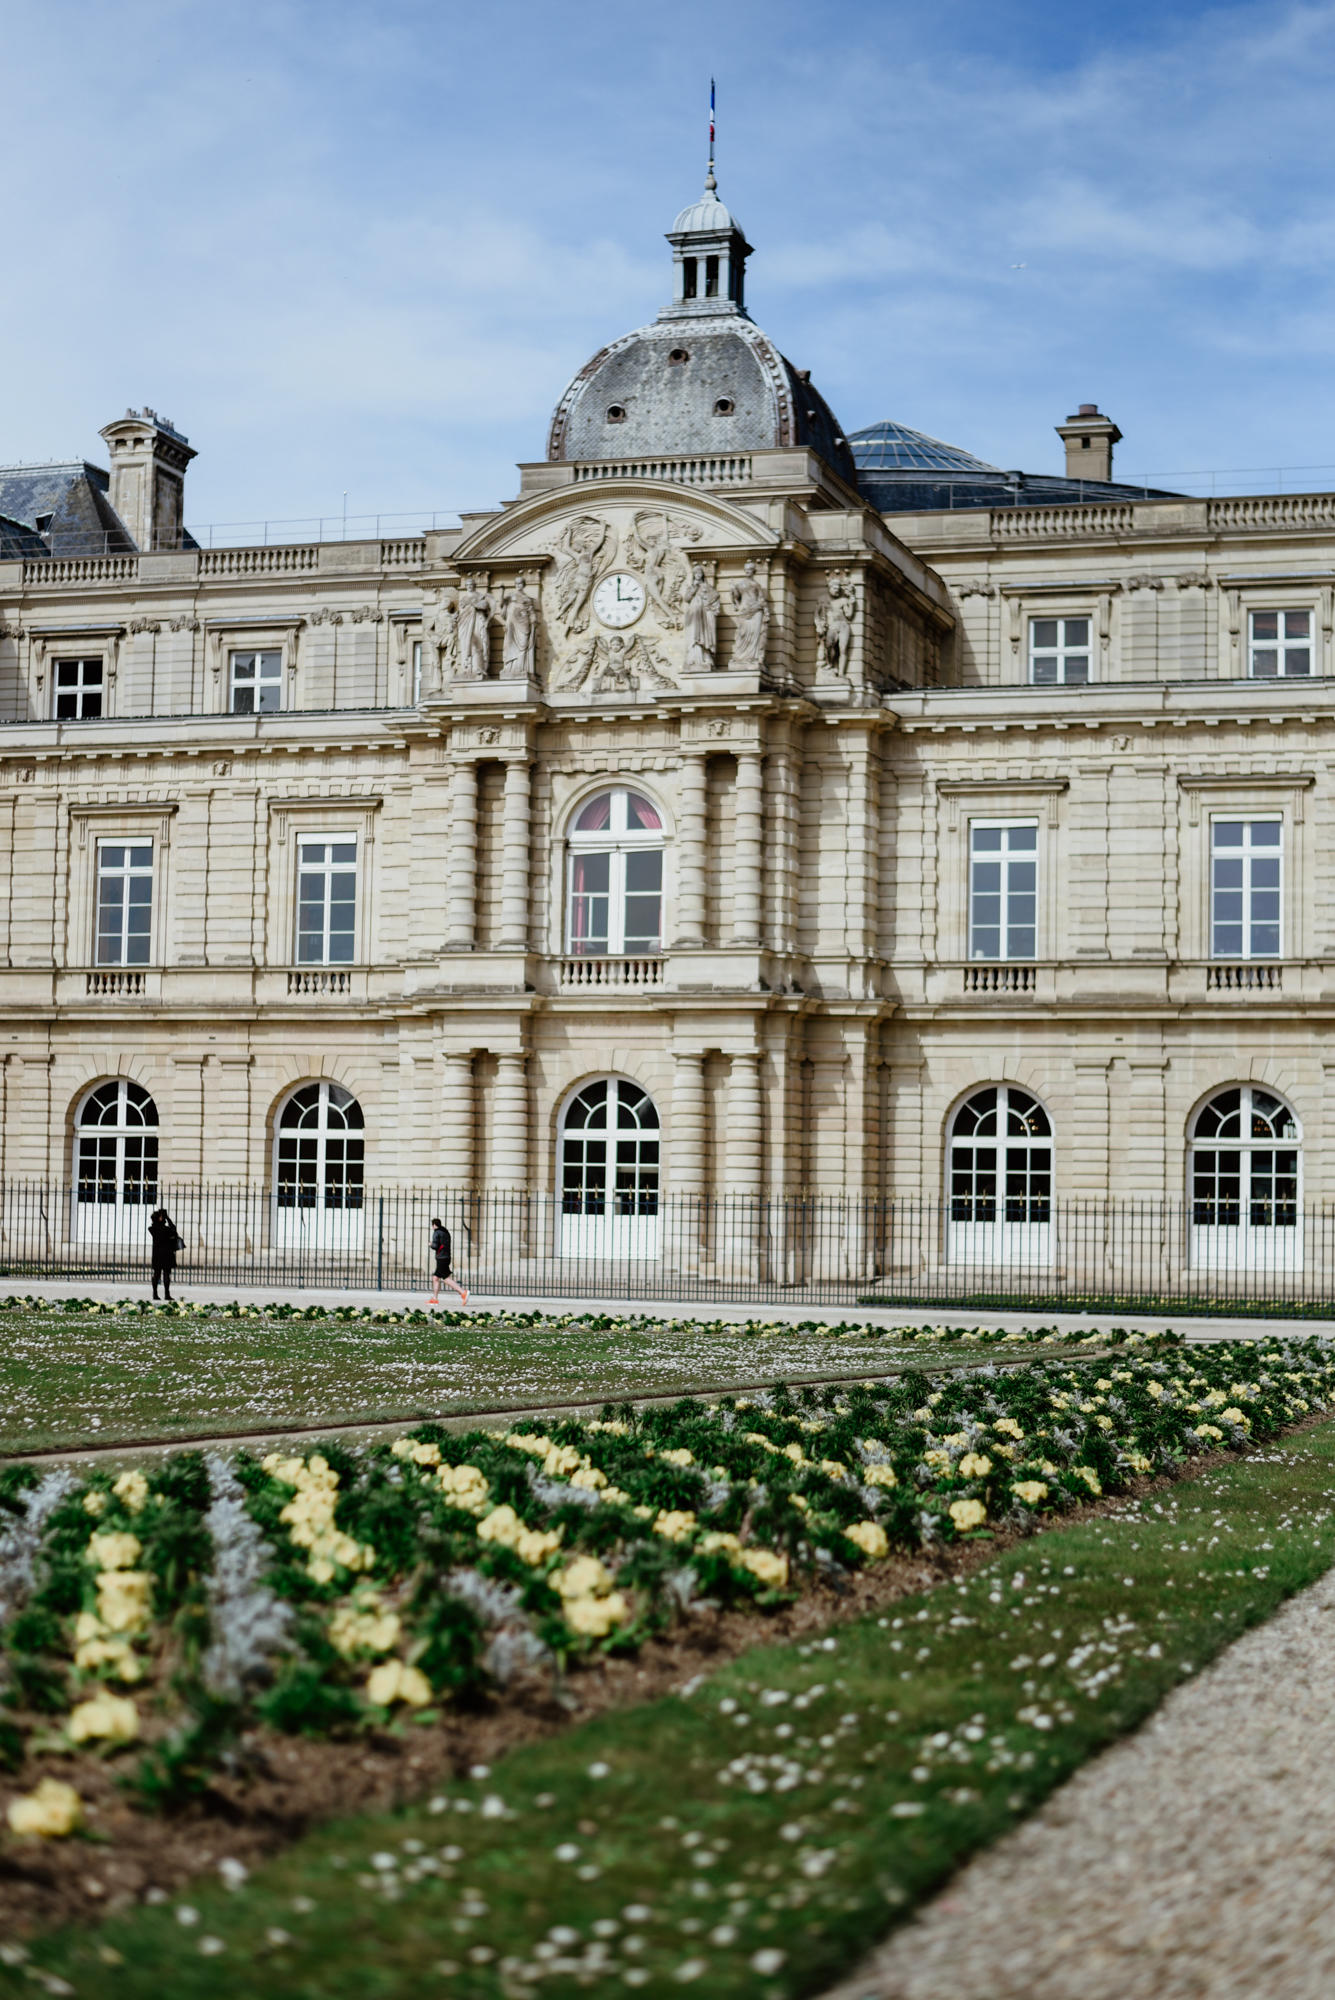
[558,955,664,989]
[962,964,1035,993]
[1206,963,1283,992]
[287,968,354,995]
[85,969,147,997]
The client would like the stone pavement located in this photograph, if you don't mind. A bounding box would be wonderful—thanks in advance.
[822,1561,1335,2000]
[0,1273,1325,1343]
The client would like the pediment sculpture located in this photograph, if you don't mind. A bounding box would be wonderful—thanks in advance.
[623,510,703,629]
[554,632,676,697]
[814,574,855,676]
[547,516,618,638]
[728,560,770,670]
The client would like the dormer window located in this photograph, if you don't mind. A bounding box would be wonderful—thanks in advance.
[713,397,735,417]
[606,404,627,425]
[668,348,690,366]
[705,254,720,298]
[682,257,698,299]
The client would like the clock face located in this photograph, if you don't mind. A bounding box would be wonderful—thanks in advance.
[593,572,646,629]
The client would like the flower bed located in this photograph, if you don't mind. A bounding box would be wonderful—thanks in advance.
[3,1329,1334,1835]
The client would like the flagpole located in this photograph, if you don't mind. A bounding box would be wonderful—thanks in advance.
[707,77,716,190]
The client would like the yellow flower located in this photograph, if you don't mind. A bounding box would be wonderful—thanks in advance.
[957,1453,992,1479]
[262,1453,306,1485]
[1220,1407,1250,1428]
[652,1510,697,1543]
[82,1490,107,1517]
[818,1459,848,1480]
[698,1530,742,1555]
[327,1601,401,1658]
[993,1418,1024,1439]
[782,1442,808,1466]
[96,1570,152,1634]
[1012,1480,1049,1506]
[87,1531,141,1572]
[658,1447,695,1468]
[542,1443,585,1478]
[739,1548,789,1589]
[112,1470,149,1514]
[68,1692,139,1745]
[502,1432,553,1458]
[409,1441,441,1467]
[1095,1415,1114,1431]
[948,1498,987,1532]
[1073,1466,1102,1494]
[569,1464,608,1491]
[436,1463,490,1514]
[365,1659,432,1709]
[845,1521,888,1560]
[1146,1381,1165,1400]
[75,1636,142,1682]
[923,1449,951,1473]
[862,1464,897,1489]
[555,1555,615,1601]
[7,1780,83,1838]
[477,1505,563,1565]
[564,1591,629,1638]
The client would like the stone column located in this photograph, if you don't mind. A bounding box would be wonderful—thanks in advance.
[498,758,532,950]
[491,1053,529,1190]
[768,742,801,953]
[670,1052,707,1193]
[445,760,478,950]
[726,1052,764,1195]
[731,752,764,947]
[439,1052,475,1189]
[673,751,708,948]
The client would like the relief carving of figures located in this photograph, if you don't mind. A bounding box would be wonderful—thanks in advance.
[555,632,675,698]
[548,515,616,637]
[682,564,720,671]
[422,589,458,692]
[454,582,494,680]
[624,510,701,627]
[500,577,538,681]
[814,574,855,675]
[728,560,770,670]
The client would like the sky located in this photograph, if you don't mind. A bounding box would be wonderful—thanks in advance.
[5,0,1335,534]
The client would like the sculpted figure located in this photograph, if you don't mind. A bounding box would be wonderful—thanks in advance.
[550,516,614,636]
[682,564,720,672]
[626,510,697,626]
[814,574,854,675]
[728,560,770,670]
[454,583,493,680]
[501,578,537,681]
[422,590,457,692]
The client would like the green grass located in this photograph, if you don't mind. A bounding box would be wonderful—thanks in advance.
[0,1304,1049,1456]
[9,1420,1335,1998]
[860,1289,1335,1319]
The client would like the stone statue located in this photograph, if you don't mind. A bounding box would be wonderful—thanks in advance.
[550,516,614,637]
[814,574,854,675]
[422,590,457,691]
[728,560,770,670]
[626,510,699,627]
[501,578,537,681]
[454,583,493,680]
[683,565,720,672]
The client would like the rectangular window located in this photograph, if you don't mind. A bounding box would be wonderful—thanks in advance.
[1249,609,1311,677]
[969,821,1037,961]
[54,658,103,719]
[230,648,282,714]
[1211,818,1281,958]
[412,639,422,703]
[95,841,153,965]
[1029,616,1090,685]
[296,837,358,964]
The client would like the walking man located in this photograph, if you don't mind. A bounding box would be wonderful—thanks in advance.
[149,1207,182,1301]
[428,1216,468,1306]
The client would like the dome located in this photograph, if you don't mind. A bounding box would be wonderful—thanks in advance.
[671,189,744,237]
[847,419,1001,475]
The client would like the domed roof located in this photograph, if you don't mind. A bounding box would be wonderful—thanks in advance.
[671,187,744,237]
[848,419,1001,475]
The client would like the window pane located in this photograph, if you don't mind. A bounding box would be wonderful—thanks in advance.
[1031,619,1058,648]
[1285,612,1310,638]
[1252,612,1278,641]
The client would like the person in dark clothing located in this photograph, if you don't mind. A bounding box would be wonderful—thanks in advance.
[149,1208,182,1300]
[428,1216,468,1306]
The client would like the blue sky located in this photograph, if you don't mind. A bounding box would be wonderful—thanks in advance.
[6,0,1335,531]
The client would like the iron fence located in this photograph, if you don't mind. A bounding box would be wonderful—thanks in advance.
[0,1183,1334,1312]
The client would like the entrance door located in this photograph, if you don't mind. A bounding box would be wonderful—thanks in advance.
[947,1085,1053,1275]
[73,1080,159,1249]
[559,1077,660,1260]
[273,1082,365,1253]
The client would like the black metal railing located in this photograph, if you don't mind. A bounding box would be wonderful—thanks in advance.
[0,1184,1332,1311]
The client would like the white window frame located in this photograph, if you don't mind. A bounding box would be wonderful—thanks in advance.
[1210,815,1282,960]
[1028,615,1091,686]
[94,838,154,966]
[1248,608,1314,679]
[295,833,358,966]
[53,656,105,720]
[412,640,423,704]
[229,647,283,714]
[564,787,665,957]
[968,818,1038,962]
[1189,1083,1302,1273]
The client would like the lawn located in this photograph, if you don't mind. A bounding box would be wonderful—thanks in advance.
[0,1299,1075,1456]
[5,1410,1334,1997]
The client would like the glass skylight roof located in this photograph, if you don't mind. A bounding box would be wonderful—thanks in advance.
[848,419,1001,475]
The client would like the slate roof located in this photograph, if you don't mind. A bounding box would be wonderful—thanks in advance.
[0,461,133,556]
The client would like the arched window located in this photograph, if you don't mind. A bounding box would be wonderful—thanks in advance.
[275,1082,365,1212]
[949,1085,1051,1224]
[561,1078,659,1215]
[75,1080,158,1209]
[566,788,664,957]
[1190,1086,1299,1231]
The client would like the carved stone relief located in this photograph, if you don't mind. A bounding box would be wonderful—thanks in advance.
[728,560,770,669]
[500,576,538,681]
[682,564,720,671]
[423,589,458,691]
[454,582,494,682]
[623,510,703,627]
[813,573,855,675]
[547,516,617,638]
[554,633,675,697]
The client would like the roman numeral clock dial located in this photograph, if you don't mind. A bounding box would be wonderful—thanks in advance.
[593,572,646,628]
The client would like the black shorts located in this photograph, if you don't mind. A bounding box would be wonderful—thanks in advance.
[434,1253,452,1278]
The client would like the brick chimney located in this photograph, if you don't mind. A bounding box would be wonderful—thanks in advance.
[98,407,197,552]
[1055,403,1121,485]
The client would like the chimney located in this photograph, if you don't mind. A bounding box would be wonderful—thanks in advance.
[1055,403,1121,485]
[98,407,197,552]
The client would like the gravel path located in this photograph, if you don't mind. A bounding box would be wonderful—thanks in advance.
[824,1561,1335,2000]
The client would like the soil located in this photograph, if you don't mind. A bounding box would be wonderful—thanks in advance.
[0,1434,1301,1941]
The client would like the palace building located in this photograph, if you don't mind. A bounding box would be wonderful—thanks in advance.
[0,168,1325,1281]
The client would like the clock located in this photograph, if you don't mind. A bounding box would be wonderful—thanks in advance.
[593,572,646,629]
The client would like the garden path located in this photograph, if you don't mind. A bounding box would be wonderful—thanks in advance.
[822,1554,1335,2000]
